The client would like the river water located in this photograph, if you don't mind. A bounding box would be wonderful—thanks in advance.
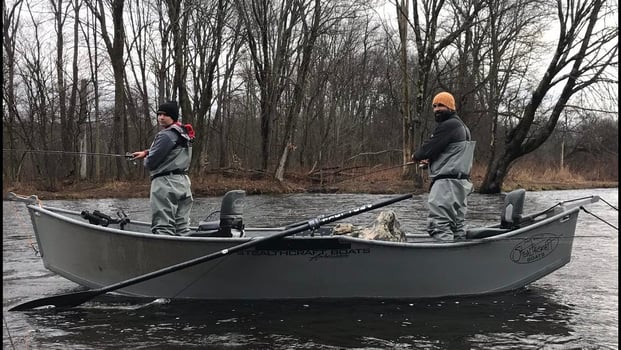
[3,188,618,349]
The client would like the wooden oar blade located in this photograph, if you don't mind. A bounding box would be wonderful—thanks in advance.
[9,290,102,311]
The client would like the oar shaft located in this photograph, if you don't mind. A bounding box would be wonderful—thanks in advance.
[285,192,414,229]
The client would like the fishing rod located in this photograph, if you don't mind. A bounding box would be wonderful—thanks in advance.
[3,148,134,158]
[332,161,424,184]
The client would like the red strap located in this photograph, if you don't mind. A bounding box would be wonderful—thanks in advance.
[172,121,195,139]
[184,124,195,139]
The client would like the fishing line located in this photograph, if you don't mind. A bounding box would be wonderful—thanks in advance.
[330,162,417,185]
[3,148,133,158]
[169,254,230,299]
[2,314,16,350]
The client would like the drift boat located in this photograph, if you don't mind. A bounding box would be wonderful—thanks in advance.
[7,189,599,310]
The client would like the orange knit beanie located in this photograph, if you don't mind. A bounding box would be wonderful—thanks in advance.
[432,92,456,111]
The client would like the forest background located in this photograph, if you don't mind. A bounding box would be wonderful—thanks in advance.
[2,0,618,199]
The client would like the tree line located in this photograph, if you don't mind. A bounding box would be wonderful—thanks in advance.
[2,0,618,193]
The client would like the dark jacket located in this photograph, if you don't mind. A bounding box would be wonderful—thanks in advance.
[414,113,475,179]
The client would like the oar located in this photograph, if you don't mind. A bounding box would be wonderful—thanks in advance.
[9,193,413,311]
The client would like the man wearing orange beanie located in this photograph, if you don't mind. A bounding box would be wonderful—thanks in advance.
[412,92,475,240]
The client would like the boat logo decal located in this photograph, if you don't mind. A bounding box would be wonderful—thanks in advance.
[237,247,371,261]
[510,233,560,264]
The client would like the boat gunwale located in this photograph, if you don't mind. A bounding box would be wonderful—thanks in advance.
[25,203,581,248]
[26,204,247,242]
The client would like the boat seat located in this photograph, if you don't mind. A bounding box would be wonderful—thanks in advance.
[500,188,525,229]
[466,189,526,239]
[466,227,509,239]
[187,190,246,237]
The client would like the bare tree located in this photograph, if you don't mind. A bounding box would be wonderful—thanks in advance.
[211,13,245,169]
[295,11,390,175]
[2,0,24,181]
[234,0,306,173]
[274,0,322,182]
[395,0,412,178]
[13,3,62,188]
[124,0,158,162]
[154,0,170,102]
[409,0,483,186]
[51,0,83,179]
[78,5,104,180]
[85,0,128,179]
[439,0,549,169]
[2,0,617,188]
[565,112,618,178]
[186,0,229,173]
[479,0,618,193]
[165,0,191,121]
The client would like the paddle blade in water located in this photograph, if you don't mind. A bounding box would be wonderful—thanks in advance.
[9,290,102,311]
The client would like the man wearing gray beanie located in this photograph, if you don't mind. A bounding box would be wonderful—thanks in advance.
[132,100,195,235]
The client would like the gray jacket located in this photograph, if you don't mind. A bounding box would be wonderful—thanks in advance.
[144,124,192,177]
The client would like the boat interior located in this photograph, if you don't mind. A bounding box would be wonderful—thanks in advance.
[13,187,587,242]
[185,189,532,240]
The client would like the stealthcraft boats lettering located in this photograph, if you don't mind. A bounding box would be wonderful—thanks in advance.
[237,247,371,261]
[511,233,560,264]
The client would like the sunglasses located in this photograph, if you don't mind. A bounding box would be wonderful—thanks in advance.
[432,104,446,108]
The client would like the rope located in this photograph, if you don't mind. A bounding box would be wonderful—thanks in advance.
[581,206,618,230]
[599,197,618,211]
[29,241,40,256]
[10,192,43,254]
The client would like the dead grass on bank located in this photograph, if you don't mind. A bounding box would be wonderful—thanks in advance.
[3,180,151,200]
[2,163,617,201]
[500,162,618,191]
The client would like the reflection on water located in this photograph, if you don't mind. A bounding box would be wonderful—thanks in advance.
[16,287,577,349]
[3,188,618,349]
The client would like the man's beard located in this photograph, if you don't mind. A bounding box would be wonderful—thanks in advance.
[434,110,454,122]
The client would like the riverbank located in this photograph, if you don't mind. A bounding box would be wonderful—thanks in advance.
[2,171,618,200]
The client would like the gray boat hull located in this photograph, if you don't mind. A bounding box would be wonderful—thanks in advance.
[25,203,580,300]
